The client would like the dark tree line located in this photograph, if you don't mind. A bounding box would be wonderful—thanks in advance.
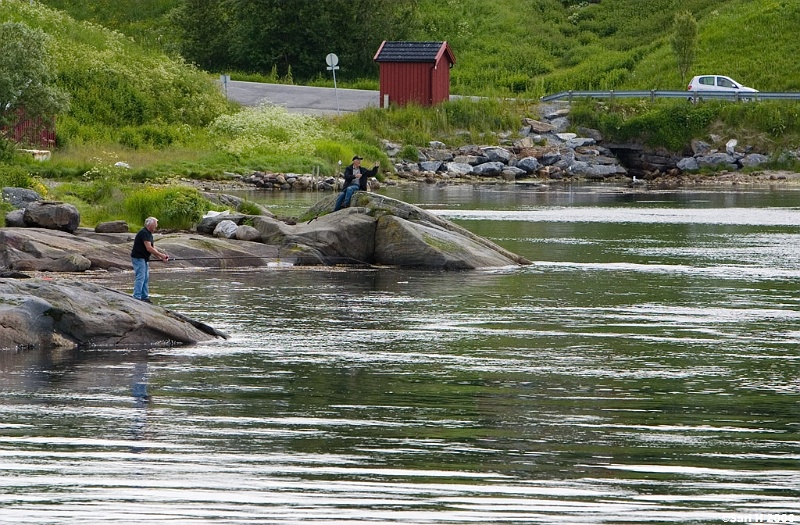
[170,0,417,80]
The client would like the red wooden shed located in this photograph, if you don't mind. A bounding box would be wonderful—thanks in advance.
[373,41,456,108]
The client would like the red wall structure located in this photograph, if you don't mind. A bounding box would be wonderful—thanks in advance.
[2,112,56,149]
[373,41,456,108]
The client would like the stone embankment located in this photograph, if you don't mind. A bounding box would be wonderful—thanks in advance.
[237,102,783,190]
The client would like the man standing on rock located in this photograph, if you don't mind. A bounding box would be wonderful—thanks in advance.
[131,217,169,303]
[334,155,380,211]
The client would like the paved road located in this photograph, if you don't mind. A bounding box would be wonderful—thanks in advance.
[225,80,380,115]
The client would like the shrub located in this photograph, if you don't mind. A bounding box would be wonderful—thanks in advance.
[0,164,33,188]
[123,186,216,230]
[208,104,333,158]
[398,144,419,161]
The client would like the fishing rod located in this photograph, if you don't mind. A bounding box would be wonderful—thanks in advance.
[151,256,280,261]
[150,253,409,280]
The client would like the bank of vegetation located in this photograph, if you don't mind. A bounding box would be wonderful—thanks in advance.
[2,0,800,228]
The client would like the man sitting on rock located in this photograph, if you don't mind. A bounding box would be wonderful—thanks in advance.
[334,155,380,211]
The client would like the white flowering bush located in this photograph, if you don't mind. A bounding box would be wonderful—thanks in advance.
[209,104,345,157]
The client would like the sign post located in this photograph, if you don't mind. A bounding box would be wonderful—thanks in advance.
[325,53,340,116]
[219,74,231,99]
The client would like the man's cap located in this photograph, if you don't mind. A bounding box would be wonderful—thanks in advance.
[352,155,363,161]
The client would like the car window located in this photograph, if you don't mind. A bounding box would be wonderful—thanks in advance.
[717,77,735,88]
[699,77,715,86]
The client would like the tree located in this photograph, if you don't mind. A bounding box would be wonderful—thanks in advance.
[169,0,232,72]
[172,0,416,81]
[671,11,697,85]
[0,22,69,151]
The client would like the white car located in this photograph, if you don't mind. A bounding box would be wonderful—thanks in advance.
[687,75,758,98]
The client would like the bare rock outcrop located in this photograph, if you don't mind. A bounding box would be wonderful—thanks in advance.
[253,193,530,269]
[0,278,225,350]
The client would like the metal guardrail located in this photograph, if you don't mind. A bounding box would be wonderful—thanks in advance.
[541,90,800,103]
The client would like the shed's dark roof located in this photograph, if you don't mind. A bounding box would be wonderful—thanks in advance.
[373,41,455,64]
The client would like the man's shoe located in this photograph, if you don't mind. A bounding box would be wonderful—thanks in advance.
[140,297,152,303]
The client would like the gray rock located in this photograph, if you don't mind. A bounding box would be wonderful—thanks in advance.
[234,224,262,242]
[566,137,596,149]
[196,213,248,235]
[2,187,42,209]
[22,201,80,233]
[740,153,769,168]
[513,137,537,150]
[445,162,474,176]
[258,193,530,269]
[548,117,570,132]
[677,157,700,171]
[540,152,561,166]
[95,220,129,233]
[382,140,401,156]
[568,162,626,179]
[697,153,737,169]
[577,127,604,142]
[516,157,541,174]
[472,162,505,176]
[482,147,513,164]
[419,160,443,172]
[453,155,485,165]
[426,150,454,162]
[252,207,376,265]
[12,253,92,272]
[0,279,224,350]
[213,219,238,239]
[524,118,556,133]
[5,209,25,227]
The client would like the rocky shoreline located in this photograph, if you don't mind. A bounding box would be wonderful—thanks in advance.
[0,191,533,350]
[226,102,800,192]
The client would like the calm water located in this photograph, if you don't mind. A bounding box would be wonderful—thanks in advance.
[1,184,799,524]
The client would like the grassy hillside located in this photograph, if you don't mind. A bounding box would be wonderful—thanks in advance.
[39,0,800,97]
[411,0,800,96]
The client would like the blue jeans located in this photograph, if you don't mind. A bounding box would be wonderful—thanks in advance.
[131,257,149,300]
[334,184,360,211]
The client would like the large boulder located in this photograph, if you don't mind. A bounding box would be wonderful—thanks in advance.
[5,209,25,227]
[258,193,530,269]
[23,201,80,233]
[251,210,376,265]
[0,278,225,350]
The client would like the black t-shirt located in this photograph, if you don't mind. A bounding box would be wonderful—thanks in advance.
[131,227,154,260]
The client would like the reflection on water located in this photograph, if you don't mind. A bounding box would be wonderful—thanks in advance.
[1,185,799,523]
